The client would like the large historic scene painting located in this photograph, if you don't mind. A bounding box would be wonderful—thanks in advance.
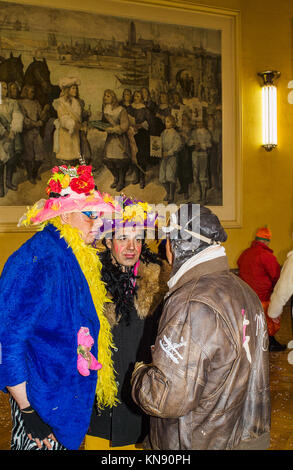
[0,1,222,208]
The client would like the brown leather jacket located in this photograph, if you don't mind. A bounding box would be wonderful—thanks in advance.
[131,256,271,450]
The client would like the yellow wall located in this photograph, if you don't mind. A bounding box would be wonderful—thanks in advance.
[1,0,293,270]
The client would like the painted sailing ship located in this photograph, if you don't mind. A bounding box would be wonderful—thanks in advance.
[115,72,148,87]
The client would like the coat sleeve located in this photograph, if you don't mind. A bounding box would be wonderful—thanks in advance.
[19,102,36,130]
[53,99,79,134]
[0,249,54,390]
[131,300,235,419]
[261,251,280,288]
[10,101,23,133]
[268,254,293,318]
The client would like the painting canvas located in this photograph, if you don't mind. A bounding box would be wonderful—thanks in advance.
[0,0,240,229]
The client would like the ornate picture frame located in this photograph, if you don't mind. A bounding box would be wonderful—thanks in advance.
[0,0,241,231]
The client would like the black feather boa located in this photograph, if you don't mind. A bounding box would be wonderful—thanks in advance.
[99,249,138,325]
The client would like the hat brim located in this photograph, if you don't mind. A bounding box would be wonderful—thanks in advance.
[18,192,120,226]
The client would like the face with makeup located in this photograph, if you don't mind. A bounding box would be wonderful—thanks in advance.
[105,226,144,269]
[61,211,103,245]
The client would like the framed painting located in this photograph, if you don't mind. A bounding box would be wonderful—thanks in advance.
[0,0,241,231]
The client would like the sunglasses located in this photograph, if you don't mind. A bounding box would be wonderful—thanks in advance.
[82,211,100,220]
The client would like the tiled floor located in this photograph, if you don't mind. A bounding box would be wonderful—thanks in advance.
[0,306,292,450]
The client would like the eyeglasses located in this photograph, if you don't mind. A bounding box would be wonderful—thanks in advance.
[82,211,99,220]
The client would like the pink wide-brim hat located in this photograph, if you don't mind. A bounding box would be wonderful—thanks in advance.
[18,190,120,227]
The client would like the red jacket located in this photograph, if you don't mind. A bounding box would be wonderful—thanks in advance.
[237,240,280,301]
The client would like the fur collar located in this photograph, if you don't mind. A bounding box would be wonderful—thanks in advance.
[103,260,170,327]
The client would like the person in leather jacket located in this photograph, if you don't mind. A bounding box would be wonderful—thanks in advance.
[131,204,271,450]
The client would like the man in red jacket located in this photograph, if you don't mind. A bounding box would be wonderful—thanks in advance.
[237,227,285,351]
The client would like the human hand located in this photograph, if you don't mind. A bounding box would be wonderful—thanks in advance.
[272,316,281,324]
[27,433,58,450]
[21,406,55,449]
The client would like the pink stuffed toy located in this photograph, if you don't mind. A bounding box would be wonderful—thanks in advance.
[77,327,102,376]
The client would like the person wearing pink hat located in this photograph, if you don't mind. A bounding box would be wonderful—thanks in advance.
[0,164,120,450]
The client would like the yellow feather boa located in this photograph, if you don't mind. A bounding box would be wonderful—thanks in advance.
[45,217,118,408]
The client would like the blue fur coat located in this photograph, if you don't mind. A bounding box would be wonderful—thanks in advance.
[0,224,100,450]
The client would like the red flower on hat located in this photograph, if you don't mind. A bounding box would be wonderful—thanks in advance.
[52,165,68,174]
[51,166,60,174]
[70,176,95,194]
[47,179,62,194]
[77,165,92,180]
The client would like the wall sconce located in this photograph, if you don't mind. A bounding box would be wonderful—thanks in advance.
[258,70,280,151]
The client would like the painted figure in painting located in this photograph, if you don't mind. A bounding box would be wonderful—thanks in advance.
[170,91,187,130]
[119,88,132,111]
[24,58,61,161]
[140,87,157,116]
[127,90,153,189]
[177,112,194,200]
[8,81,21,100]
[190,119,212,205]
[176,69,194,99]
[159,115,182,203]
[155,92,171,133]
[140,86,160,141]
[8,80,23,172]
[19,84,48,184]
[207,114,220,191]
[53,77,91,165]
[0,80,23,197]
[102,89,132,192]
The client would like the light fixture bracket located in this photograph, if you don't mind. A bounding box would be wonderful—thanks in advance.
[262,144,276,152]
[258,70,280,86]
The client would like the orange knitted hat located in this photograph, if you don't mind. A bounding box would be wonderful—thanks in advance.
[256,227,271,241]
